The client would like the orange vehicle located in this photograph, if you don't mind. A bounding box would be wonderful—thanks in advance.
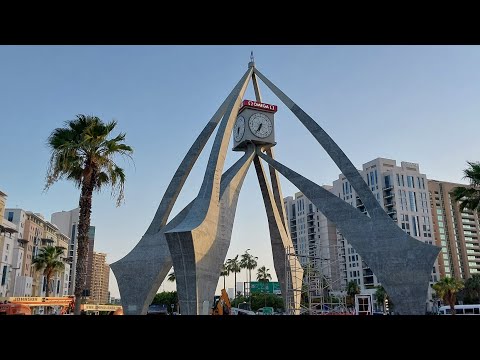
[211,289,231,315]
[0,302,32,315]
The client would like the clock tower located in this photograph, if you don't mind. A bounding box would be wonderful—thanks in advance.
[232,99,277,151]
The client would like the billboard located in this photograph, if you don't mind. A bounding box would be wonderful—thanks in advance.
[250,281,281,295]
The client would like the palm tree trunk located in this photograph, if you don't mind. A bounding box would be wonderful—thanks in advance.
[74,169,96,315]
[223,275,226,290]
[449,293,456,316]
[45,270,52,298]
[234,272,237,300]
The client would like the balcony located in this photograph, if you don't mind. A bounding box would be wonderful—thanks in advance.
[41,238,55,246]
[387,209,397,216]
[383,192,395,199]
[385,201,396,208]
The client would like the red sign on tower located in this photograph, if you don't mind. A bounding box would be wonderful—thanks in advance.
[239,100,277,113]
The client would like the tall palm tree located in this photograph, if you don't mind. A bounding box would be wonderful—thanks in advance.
[257,266,272,282]
[226,255,242,299]
[346,280,360,307]
[220,264,229,290]
[433,276,464,315]
[32,246,65,297]
[452,161,480,211]
[45,114,133,314]
[167,272,176,282]
[240,249,258,292]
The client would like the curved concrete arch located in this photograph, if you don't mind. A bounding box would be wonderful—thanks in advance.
[164,69,253,314]
[111,68,253,315]
[257,149,440,314]
[167,146,255,314]
[253,68,385,220]
[253,153,303,313]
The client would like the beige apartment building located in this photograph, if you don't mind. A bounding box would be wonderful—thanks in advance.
[428,180,480,280]
[5,208,71,298]
[90,252,110,304]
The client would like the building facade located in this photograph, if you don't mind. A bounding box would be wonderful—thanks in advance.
[51,208,95,295]
[428,180,480,280]
[4,208,71,298]
[284,191,344,292]
[285,158,440,312]
[90,252,110,304]
[331,158,439,309]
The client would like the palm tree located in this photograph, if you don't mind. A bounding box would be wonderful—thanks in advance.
[167,272,175,282]
[464,274,480,304]
[374,285,389,312]
[220,264,229,290]
[240,249,258,293]
[452,161,480,211]
[226,255,242,300]
[346,280,360,307]
[45,115,133,314]
[32,246,65,297]
[257,266,272,282]
[433,276,464,315]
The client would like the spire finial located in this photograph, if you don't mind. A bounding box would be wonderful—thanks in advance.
[248,51,255,68]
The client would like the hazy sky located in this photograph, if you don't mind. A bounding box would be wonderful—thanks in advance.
[1,45,479,298]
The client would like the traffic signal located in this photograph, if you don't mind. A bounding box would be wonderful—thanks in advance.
[384,298,389,313]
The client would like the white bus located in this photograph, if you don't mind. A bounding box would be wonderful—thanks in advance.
[438,304,480,315]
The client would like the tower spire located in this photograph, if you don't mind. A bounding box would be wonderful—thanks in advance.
[248,51,255,68]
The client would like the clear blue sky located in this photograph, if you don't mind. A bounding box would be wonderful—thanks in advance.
[1,45,479,297]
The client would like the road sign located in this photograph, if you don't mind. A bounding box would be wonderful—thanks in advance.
[250,281,281,294]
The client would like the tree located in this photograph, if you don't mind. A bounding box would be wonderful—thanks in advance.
[464,274,480,304]
[250,293,284,312]
[452,161,480,212]
[257,266,272,282]
[152,291,178,314]
[45,115,133,314]
[240,249,258,291]
[374,285,392,312]
[32,246,65,297]
[433,276,464,315]
[167,272,175,282]
[346,280,360,307]
[220,264,229,290]
[226,255,242,300]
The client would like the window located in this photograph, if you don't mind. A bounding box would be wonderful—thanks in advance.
[7,212,14,222]
[1,266,7,285]
[409,191,417,212]
[407,176,415,188]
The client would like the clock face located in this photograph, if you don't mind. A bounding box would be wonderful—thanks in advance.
[233,116,245,142]
[249,113,272,138]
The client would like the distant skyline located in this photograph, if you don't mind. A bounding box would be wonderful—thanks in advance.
[1,45,479,298]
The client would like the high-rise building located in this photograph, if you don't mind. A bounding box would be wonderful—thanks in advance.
[90,252,110,304]
[284,191,343,291]
[51,208,95,295]
[330,158,439,309]
[428,180,480,280]
[285,157,440,312]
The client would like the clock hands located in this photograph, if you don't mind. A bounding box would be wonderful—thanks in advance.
[256,123,263,133]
